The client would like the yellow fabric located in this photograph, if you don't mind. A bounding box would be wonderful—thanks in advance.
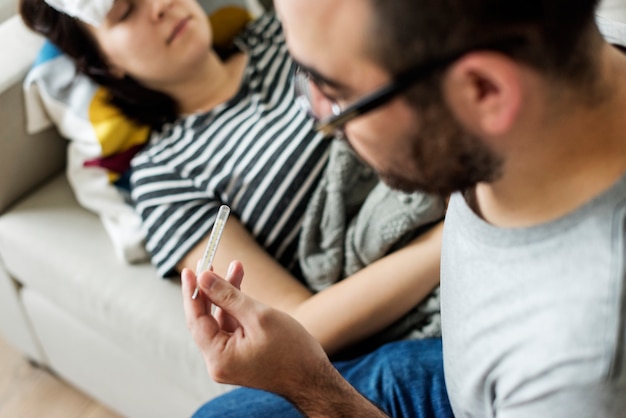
[209,6,252,47]
[89,87,151,157]
[88,87,151,181]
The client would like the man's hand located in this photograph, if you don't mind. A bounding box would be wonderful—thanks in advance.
[181,262,388,417]
[182,261,330,394]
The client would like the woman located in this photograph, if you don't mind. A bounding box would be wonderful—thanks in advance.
[20,0,444,356]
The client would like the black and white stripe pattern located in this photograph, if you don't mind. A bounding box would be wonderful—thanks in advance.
[130,14,330,278]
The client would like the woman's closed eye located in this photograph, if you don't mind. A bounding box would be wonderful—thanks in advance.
[108,0,134,23]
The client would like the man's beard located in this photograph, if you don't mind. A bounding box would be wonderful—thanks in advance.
[379,96,503,197]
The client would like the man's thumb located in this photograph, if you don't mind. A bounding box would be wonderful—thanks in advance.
[198,270,247,314]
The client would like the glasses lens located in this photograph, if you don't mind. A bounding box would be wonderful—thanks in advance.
[293,66,344,121]
[293,67,344,138]
[293,67,317,119]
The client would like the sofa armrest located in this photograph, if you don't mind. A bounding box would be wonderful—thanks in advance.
[0,15,66,214]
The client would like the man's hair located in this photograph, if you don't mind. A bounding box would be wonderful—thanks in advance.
[20,0,178,130]
[366,0,602,90]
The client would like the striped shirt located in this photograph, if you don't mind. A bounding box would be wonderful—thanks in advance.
[130,14,330,278]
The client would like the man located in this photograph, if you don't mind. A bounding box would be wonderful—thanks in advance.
[182,0,626,416]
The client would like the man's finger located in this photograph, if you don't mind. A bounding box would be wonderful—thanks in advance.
[225,260,244,289]
[181,268,207,317]
[215,261,245,331]
[182,269,233,352]
[198,270,253,325]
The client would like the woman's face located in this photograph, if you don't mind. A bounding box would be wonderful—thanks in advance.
[87,0,212,89]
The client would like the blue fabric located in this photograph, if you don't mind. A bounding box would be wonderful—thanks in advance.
[192,338,453,418]
[33,41,62,67]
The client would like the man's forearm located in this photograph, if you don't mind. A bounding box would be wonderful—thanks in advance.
[285,362,388,418]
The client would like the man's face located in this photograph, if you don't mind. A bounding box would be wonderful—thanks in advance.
[276,0,501,196]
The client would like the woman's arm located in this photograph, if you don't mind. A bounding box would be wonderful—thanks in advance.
[293,222,442,354]
[179,217,442,356]
[178,216,313,313]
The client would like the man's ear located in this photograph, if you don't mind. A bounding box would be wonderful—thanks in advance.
[443,52,523,136]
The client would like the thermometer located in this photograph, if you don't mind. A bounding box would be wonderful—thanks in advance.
[192,205,230,300]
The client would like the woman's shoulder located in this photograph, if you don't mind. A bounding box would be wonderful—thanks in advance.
[139,116,199,155]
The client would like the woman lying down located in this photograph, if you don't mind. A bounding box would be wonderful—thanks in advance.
[21,0,445,357]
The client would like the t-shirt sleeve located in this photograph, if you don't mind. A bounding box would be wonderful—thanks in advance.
[497,380,626,418]
[130,153,222,278]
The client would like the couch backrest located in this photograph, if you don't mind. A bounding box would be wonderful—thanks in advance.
[0,0,17,23]
[0,14,66,214]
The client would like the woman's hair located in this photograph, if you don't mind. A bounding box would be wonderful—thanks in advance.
[20,0,178,130]
[366,0,603,100]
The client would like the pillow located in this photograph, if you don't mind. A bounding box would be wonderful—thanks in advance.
[23,1,256,264]
[24,41,152,263]
[597,0,626,46]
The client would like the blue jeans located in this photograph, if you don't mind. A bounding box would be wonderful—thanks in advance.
[192,338,453,418]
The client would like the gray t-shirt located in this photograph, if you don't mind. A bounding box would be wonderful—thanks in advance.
[441,174,626,417]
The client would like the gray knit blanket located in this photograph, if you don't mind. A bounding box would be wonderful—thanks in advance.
[299,140,445,348]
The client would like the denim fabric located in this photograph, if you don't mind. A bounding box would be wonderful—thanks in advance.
[192,338,453,418]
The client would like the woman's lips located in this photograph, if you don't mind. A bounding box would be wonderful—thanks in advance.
[167,16,191,44]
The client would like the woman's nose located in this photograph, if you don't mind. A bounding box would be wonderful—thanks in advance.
[152,0,173,20]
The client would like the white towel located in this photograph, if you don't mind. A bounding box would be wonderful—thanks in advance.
[44,0,114,26]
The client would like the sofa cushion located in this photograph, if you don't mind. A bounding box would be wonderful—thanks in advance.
[0,174,232,400]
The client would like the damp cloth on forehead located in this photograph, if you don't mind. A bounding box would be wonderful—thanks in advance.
[44,0,115,26]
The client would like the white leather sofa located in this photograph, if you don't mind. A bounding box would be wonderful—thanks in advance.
[0,1,270,416]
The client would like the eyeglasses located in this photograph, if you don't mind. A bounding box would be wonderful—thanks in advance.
[293,38,525,137]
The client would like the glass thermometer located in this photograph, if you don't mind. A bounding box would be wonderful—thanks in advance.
[192,205,230,300]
